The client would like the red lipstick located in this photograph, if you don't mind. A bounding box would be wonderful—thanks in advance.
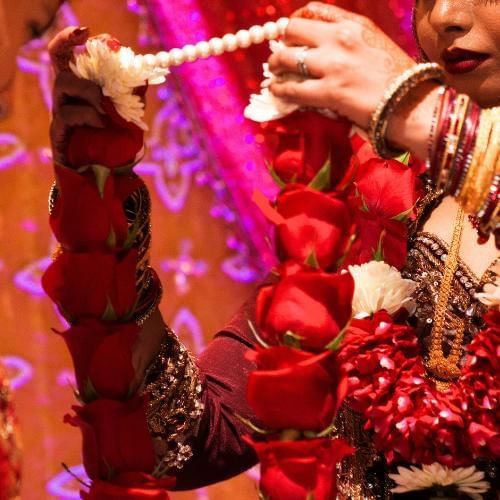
[442,48,490,75]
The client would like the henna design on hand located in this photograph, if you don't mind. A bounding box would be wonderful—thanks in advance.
[361,25,412,80]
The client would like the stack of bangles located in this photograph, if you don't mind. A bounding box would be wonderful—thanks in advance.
[369,62,499,243]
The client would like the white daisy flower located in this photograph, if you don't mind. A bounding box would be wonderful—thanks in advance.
[389,463,490,500]
[348,261,417,319]
[71,38,169,130]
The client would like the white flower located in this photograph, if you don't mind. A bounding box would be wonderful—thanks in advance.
[70,39,169,130]
[244,40,341,123]
[244,40,302,122]
[348,261,417,318]
[389,463,490,500]
[475,264,500,308]
[476,282,500,308]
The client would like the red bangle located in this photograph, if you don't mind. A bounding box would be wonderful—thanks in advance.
[448,102,481,197]
[431,88,457,184]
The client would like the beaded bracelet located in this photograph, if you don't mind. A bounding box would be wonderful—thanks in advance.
[368,62,446,159]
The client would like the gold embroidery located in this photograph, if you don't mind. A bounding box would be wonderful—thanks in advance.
[142,328,204,477]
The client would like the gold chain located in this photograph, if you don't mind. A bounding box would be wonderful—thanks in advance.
[425,205,466,386]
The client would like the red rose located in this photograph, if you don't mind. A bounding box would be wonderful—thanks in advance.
[246,347,347,430]
[264,111,353,188]
[82,472,174,499]
[57,320,139,400]
[256,268,354,351]
[66,95,145,169]
[51,165,143,252]
[248,437,353,500]
[42,249,138,321]
[65,397,155,480]
[346,158,419,269]
[275,187,352,270]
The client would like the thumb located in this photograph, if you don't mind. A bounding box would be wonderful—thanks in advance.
[48,26,89,73]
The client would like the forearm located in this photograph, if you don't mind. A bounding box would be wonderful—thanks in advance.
[385,80,498,243]
[386,81,440,162]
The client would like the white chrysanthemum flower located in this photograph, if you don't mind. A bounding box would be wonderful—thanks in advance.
[348,261,417,318]
[476,282,500,308]
[389,463,490,500]
[70,39,168,130]
[475,265,500,308]
[244,40,302,122]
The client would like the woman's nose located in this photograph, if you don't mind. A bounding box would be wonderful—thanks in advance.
[428,0,474,38]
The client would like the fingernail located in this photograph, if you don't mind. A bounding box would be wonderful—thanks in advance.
[74,27,89,36]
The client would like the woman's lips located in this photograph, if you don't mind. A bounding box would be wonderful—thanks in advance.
[442,48,490,75]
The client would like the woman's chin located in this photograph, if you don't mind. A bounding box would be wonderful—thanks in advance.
[446,72,500,108]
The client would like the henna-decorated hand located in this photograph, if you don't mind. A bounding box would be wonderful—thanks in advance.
[267,2,415,129]
[49,27,105,165]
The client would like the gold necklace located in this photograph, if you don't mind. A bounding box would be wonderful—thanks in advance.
[425,206,466,387]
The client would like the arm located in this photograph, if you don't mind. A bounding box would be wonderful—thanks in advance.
[133,281,266,490]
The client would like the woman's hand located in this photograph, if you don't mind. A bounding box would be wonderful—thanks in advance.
[267,2,415,129]
[48,27,104,165]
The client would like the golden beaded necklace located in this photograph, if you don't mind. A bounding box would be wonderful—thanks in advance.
[425,206,466,389]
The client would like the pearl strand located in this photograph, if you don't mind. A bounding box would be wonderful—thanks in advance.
[146,17,289,69]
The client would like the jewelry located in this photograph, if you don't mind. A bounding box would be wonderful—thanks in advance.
[146,18,290,68]
[458,109,494,213]
[436,94,470,192]
[295,46,310,78]
[471,111,498,213]
[477,173,499,242]
[369,62,446,159]
[425,205,466,385]
[426,85,447,172]
[449,102,481,197]
[430,87,456,183]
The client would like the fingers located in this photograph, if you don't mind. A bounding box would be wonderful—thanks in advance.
[268,47,324,78]
[292,2,350,22]
[56,104,105,129]
[282,18,333,47]
[269,78,332,109]
[50,103,105,163]
[291,2,370,27]
[48,26,89,73]
[53,71,104,113]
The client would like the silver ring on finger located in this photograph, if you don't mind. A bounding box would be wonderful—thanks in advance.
[296,46,311,78]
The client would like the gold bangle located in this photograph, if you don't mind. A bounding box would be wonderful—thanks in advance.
[458,109,492,211]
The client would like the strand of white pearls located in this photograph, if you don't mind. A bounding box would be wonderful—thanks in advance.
[141,18,289,69]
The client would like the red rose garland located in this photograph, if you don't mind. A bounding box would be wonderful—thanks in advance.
[251,109,498,498]
[43,38,173,499]
[244,112,362,499]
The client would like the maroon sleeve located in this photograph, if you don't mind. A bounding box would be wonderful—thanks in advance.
[172,284,265,490]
